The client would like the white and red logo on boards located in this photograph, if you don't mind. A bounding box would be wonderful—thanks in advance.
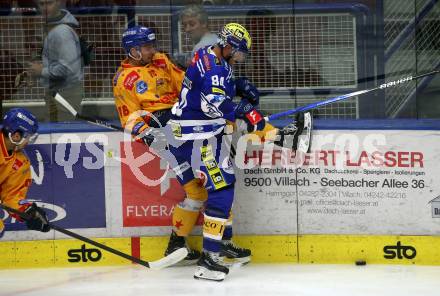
[121,141,202,227]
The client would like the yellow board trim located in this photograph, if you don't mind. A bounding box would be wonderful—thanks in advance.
[53,238,131,267]
[298,234,440,265]
[0,241,16,268]
[186,235,297,263]
[2,234,440,269]
[1,238,132,269]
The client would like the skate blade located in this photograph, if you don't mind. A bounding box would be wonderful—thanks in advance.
[172,257,199,266]
[194,266,226,281]
[222,260,248,270]
[297,112,313,153]
[222,256,251,265]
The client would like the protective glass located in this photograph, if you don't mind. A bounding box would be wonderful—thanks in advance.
[38,0,56,7]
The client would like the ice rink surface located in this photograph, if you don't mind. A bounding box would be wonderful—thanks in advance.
[1,264,439,296]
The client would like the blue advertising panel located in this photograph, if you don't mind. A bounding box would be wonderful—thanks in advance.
[2,142,106,231]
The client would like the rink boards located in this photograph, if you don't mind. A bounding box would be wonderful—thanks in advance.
[1,120,440,268]
[2,234,440,268]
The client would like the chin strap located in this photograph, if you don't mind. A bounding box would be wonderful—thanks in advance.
[220,46,233,63]
[128,47,143,61]
[7,131,38,147]
[8,132,26,146]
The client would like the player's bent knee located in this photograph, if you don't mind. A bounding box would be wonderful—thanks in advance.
[172,179,207,236]
[183,179,208,202]
[172,195,205,237]
[172,203,202,236]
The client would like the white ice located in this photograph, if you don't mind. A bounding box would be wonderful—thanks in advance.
[1,264,439,296]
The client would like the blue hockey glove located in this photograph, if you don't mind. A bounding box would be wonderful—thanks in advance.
[235,99,266,133]
[235,77,259,106]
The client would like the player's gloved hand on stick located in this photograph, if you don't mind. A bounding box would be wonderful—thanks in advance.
[136,127,168,151]
[235,77,259,106]
[24,203,50,232]
[235,99,266,133]
[136,130,155,146]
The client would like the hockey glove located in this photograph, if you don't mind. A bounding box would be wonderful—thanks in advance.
[135,127,168,151]
[235,77,259,106]
[24,203,50,232]
[235,99,266,133]
[136,130,155,146]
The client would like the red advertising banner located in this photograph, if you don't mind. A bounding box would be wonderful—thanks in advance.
[121,141,185,227]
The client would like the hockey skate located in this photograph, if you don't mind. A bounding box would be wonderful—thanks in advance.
[274,111,313,153]
[164,231,201,266]
[194,251,229,281]
[219,240,251,266]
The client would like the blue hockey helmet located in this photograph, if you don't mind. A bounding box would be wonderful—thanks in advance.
[218,23,252,54]
[122,26,156,53]
[2,108,39,144]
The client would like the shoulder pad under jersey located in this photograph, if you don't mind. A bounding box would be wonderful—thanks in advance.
[152,52,169,68]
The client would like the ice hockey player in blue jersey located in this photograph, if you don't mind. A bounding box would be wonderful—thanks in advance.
[167,23,310,281]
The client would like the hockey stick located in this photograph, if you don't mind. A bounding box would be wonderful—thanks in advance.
[54,93,127,132]
[0,203,188,269]
[266,69,440,121]
[53,93,157,144]
[55,93,312,152]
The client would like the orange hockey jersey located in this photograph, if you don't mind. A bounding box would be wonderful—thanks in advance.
[112,52,184,134]
[0,133,33,235]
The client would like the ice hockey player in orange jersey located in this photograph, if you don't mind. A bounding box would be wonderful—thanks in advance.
[0,108,50,238]
[113,26,184,138]
[113,25,205,264]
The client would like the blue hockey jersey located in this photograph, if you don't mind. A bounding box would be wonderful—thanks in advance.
[169,46,237,140]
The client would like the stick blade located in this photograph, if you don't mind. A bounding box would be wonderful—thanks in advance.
[148,248,189,270]
[297,112,313,153]
[54,93,78,117]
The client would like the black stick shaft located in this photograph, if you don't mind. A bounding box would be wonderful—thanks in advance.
[0,203,150,268]
[49,224,150,267]
[76,113,125,132]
